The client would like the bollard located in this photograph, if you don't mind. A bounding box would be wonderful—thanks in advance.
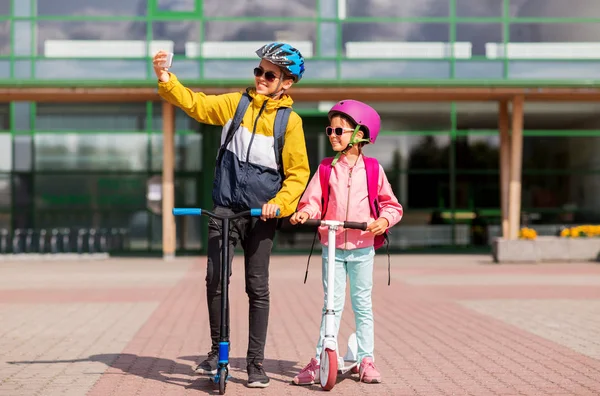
[88,229,96,254]
[61,228,71,253]
[0,229,8,254]
[12,229,23,254]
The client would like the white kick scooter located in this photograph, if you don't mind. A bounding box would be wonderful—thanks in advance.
[301,218,367,391]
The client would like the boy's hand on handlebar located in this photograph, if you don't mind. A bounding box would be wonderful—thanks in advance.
[260,203,281,221]
[290,211,310,225]
[367,218,389,236]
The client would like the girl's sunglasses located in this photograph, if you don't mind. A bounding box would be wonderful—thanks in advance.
[253,67,280,83]
[326,126,356,136]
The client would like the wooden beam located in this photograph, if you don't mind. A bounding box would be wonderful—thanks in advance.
[162,102,176,259]
[498,101,511,239]
[508,96,525,240]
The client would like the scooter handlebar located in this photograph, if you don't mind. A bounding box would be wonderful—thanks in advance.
[299,219,367,230]
[344,221,368,231]
[173,208,279,218]
[173,208,202,216]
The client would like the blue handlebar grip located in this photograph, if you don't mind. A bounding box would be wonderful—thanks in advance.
[173,208,202,216]
[249,208,281,217]
[250,208,262,217]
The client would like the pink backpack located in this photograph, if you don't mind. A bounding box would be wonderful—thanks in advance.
[318,155,388,249]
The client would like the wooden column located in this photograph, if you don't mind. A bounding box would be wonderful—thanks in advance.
[508,96,524,240]
[498,101,511,239]
[162,102,176,259]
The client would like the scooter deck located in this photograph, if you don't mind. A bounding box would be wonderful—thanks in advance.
[338,360,358,375]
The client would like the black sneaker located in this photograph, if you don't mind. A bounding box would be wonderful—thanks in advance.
[247,361,270,388]
[193,350,218,375]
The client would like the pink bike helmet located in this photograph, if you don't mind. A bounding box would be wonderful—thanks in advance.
[328,100,381,144]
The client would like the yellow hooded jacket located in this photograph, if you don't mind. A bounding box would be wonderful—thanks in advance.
[158,73,310,217]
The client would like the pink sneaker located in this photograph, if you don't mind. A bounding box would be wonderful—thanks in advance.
[359,357,381,383]
[292,358,319,385]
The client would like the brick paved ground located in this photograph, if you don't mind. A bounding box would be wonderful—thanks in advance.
[1,254,600,395]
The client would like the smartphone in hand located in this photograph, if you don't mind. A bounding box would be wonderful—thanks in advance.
[159,52,174,68]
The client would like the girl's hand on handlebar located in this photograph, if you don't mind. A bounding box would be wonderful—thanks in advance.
[367,218,389,236]
[290,211,310,225]
[260,203,281,221]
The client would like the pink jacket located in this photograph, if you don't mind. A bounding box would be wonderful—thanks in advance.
[297,154,403,250]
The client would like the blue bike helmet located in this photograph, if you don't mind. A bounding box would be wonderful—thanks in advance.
[255,42,306,82]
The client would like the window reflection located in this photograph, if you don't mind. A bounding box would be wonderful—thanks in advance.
[523,136,600,171]
[151,134,202,171]
[36,103,145,131]
[0,175,10,208]
[0,134,11,171]
[0,1,9,14]
[347,0,449,17]
[512,0,600,18]
[341,61,450,79]
[456,0,503,17]
[203,0,317,17]
[0,104,9,130]
[342,22,449,47]
[37,0,146,16]
[0,22,9,56]
[35,134,148,171]
[455,135,499,170]
[152,21,199,55]
[203,21,316,46]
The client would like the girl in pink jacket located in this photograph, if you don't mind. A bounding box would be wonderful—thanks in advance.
[290,100,403,385]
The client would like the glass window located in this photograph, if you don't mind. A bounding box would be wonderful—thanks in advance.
[455,135,499,170]
[0,21,9,56]
[152,21,199,55]
[0,104,8,130]
[455,173,500,209]
[457,23,502,57]
[509,61,600,80]
[37,21,146,56]
[37,0,146,16]
[35,134,148,171]
[151,105,195,132]
[511,0,600,18]
[341,60,450,79]
[0,134,11,171]
[14,60,32,79]
[0,1,9,14]
[14,21,33,56]
[35,175,147,209]
[203,0,317,17]
[36,60,148,80]
[203,21,316,47]
[454,61,504,79]
[156,0,195,12]
[14,135,32,171]
[319,0,336,18]
[0,175,10,208]
[202,60,259,80]
[14,0,32,17]
[509,23,600,44]
[36,103,146,131]
[456,0,503,17]
[14,102,31,131]
[347,0,449,17]
[342,22,449,48]
[522,174,600,224]
[523,136,600,171]
[151,134,202,171]
[364,134,451,172]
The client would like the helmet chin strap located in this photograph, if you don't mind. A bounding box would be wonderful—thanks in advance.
[267,75,286,99]
[331,125,370,166]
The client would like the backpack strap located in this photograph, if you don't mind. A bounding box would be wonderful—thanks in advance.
[364,156,392,286]
[304,157,334,284]
[319,157,334,219]
[216,90,252,166]
[273,107,291,175]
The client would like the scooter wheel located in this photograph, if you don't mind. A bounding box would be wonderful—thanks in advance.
[320,348,338,391]
[218,367,227,395]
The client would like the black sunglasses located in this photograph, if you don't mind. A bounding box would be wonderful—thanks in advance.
[325,126,356,136]
[253,67,280,83]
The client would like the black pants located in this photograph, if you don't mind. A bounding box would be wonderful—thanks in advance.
[205,206,277,364]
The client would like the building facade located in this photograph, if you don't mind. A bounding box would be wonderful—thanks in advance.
[2,0,600,255]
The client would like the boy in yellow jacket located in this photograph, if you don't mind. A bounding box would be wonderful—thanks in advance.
[153,43,310,388]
